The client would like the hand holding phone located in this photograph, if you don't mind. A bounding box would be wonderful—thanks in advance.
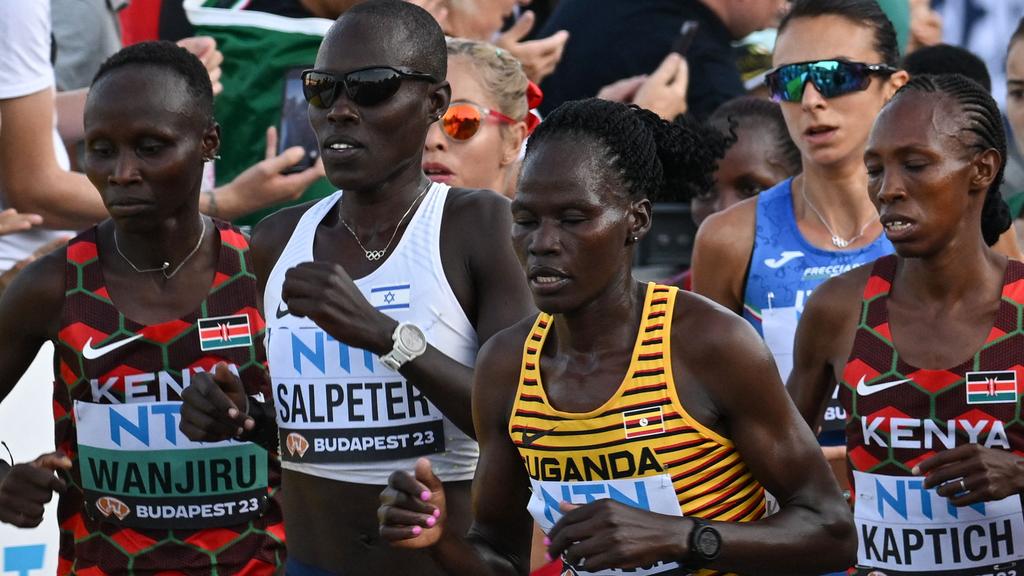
[671,21,700,57]
[278,67,320,175]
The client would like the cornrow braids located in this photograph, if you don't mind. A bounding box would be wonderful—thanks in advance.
[893,74,1010,246]
[525,98,729,202]
[708,97,801,176]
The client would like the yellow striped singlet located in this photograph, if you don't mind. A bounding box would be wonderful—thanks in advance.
[509,283,766,576]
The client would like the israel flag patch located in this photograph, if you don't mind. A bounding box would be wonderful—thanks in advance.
[370,284,411,310]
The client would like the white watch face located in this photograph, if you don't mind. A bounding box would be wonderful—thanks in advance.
[398,324,427,352]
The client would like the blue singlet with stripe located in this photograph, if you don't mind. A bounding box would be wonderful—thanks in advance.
[742,178,893,440]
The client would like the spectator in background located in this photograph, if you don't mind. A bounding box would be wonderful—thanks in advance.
[537,0,788,119]
[596,52,690,121]
[935,0,1024,109]
[439,0,569,84]
[423,38,533,198]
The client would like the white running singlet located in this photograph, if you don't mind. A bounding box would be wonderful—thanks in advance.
[264,183,479,484]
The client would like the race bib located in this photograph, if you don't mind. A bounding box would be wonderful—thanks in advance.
[527,474,691,576]
[75,400,269,530]
[853,471,1024,575]
[762,304,798,382]
[271,328,444,464]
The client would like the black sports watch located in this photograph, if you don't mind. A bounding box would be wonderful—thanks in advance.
[684,518,722,567]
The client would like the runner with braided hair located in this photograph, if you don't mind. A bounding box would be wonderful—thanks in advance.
[790,73,1024,575]
[378,98,855,576]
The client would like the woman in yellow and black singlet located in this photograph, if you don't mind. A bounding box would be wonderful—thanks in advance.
[378,98,856,575]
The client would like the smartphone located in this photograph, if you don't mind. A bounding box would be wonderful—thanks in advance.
[670,21,700,57]
[278,67,320,174]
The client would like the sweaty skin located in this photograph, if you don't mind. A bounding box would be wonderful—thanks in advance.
[181,10,534,574]
[789,91,1024,510]
[0,65,264,555]
[379,136,856,576]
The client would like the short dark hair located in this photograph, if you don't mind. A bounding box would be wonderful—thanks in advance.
[891,74,1010,246]
[525,98,729,202]
[339,0,447,80]
[709,96,801,176]
[779,0,900,67]
[93,41,214,122]
[902,44,991,92]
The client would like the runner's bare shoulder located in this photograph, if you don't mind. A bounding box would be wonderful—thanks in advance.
[0,245,68,338]
[250,199,324,278]
[800,264,873,342]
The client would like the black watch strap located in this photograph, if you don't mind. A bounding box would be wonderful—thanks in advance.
[683,517,722,568]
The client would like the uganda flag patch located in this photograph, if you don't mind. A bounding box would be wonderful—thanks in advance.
[197,314,252,351]
[622,406,665,439]
[965,370,1019,405]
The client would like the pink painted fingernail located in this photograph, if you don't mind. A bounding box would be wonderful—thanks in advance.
[412,525,422,535]
[543,536,551,546]
[426,515,436,527]
[420,490,431,501]
[432,507,441,518]
[545,553,552,562]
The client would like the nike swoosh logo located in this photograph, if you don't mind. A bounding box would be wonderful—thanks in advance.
[82,334,144,360]
[764,251,805,269]
[276,302,289,319]
[520,427,557,447]
[857,375,913,396]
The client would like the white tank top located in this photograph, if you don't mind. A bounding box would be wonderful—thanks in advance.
[264,183,479,484]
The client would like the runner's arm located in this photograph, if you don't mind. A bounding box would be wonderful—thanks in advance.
[0,251,67,483]
[787,272,864,429]
[679,300,856,575]
[0,89,108,229]
[383,189,534,438]
[380,328,534,575]
[690,198,756,315]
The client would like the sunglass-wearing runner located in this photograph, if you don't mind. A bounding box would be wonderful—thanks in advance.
[179,2,534,575]
[789,73,1024,576]
[0,42,286,575]
[422,38,533,199]
[691,0,907,507]
[378,97,856,576]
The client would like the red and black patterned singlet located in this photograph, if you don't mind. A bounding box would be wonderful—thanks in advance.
[839,255,1024,575]
[54,220,284,575]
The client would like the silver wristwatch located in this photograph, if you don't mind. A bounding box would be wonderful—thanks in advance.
[380,322,428,371]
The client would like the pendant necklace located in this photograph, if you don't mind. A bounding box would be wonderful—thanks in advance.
[800,179,877,248]
[114,217,207,279]
[340,180,431,261]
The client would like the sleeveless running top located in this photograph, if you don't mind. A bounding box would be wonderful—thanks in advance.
[840,255,1024,575]
[744,178,892,437]
[510,283,766,576]
[55,221,285,575]
[264,183,479,484]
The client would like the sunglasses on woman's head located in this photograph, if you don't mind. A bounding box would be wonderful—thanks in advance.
[765,59,898,103]
[302,66,438,109]
[441,102,518,141]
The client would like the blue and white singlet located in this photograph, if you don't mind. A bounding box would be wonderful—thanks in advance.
[742,177,893,393]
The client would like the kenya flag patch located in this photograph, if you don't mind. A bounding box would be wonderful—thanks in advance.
[197,314,252,351]
[965,370,1019,405]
